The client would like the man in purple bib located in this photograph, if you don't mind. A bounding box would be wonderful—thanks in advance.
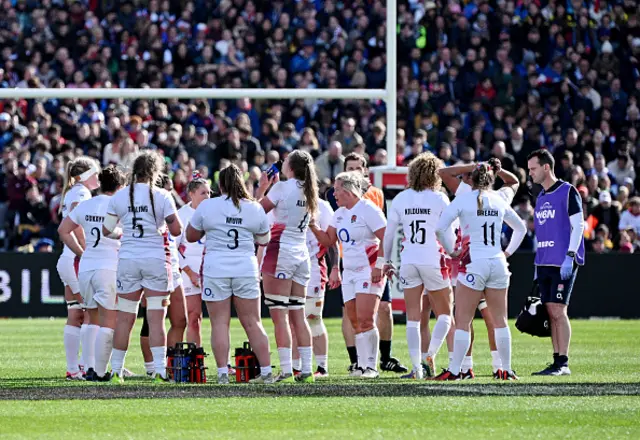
[528,149,585,376]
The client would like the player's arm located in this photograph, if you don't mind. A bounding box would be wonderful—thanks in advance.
[503,206,527,257]
[165,213,182,237]
[372,226,386,284]
[254,208,271,246]
[326,242,341,289]
[102,212,123,240]
[68,201,86,249]
[58,216,84,258]
[186,207,204,243]
[567,186,585,254]
[438,163,475,193]
[256,171,279,203]
[382,204,400,262]
[310,224,338,248]
[435,202,459,255]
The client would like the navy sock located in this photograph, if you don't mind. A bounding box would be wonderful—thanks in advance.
[380,340,392,362]
[346,346,358,365]
[557,355,568,367]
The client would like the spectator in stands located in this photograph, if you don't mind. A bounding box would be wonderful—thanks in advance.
[315,141,344,182]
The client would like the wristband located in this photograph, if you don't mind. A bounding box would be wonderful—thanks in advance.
[375,257,385,269]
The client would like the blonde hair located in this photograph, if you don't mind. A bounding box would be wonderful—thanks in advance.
[471,163,495,210]
[59,156,99,213]
[407,152,442,191]
[335,171,366,197]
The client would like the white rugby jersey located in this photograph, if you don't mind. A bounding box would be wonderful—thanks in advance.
[331,199,386,273]
[60,183,92,258]
[266,179,311,252]
[437,189,521,261]
[387,188,452,266]
[107,183,177,260]
[190,196,269,278]
[306,199,334,288]
[177,203,205,269]
[456,181,515,204]
[68,194,120,272]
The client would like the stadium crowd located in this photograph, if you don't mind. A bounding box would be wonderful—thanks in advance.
[0,0,639,253]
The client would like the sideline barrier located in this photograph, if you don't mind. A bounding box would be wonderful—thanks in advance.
[0,252,638,318]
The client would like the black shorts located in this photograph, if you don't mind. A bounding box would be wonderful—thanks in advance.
[536,265,578,306]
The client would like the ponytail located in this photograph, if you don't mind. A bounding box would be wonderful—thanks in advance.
[220,164,252,209]
[58,160,74,214]
[302,165,318,216]
[288,150,318,216]
[477,189,483,211]
[471,162,495,211]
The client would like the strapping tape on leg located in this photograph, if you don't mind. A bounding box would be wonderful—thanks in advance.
[477,299,488,312]
[264,294,289,309]
[288,296,305,310]
[117,297,140,314]
[66,300,83,310]
[147,295,170,310]
[308,317,325,337]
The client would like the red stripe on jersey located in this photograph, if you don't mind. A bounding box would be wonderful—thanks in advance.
[200,246,206,280]
[318,257,328,290]
[270,223,286,243]
[73,256,80,277]
[163,230,173,289]
[457,234,471,274]
[366,244,379,267]
[439,254,450,280]
[263,225,285,277]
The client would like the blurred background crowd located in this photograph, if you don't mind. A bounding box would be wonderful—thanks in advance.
[0,0,638,253]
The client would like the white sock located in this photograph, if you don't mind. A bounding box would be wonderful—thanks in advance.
[217,366,229,377]
[278,347,292,375]
[364,327,380,370]
[81,324,99,370]
[427,315,452,359]
[355,333,367,369]
[450,330,471,375]
[448,352,454,364]
[461,355,473,373]
[292,357,301,371]
[260,366,272,376]
[79,323,88,367]
[64,325,81,373]
[491,350,502,373]
[406,320,421,371]
[144,361,154,374]
[94,327,114,376]
[151,346,167,378]
[299,346,313,374]
[111,348,127,376]
[315,354,328,370]
[495,326,512,372]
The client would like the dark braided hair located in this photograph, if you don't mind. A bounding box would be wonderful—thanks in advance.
[129,151,163,224]
[219,164,252,209]
[99,165,126,194]
[471,162,495,210]
[287,150,318,216]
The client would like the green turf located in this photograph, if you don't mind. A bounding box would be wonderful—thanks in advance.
[1,318,639,438]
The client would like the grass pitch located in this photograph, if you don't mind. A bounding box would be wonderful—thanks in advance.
[0,318,639,439]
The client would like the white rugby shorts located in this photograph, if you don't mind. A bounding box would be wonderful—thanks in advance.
[262,245,311,286]
[201,276,260,302]
[117,258,172,294]
[399,264,451,292]
[307,284,325,299]
[170,263,183,291]
[181,271,201,296]
[78,269,117,310]
[457,257,511,291]
[341,269,385,303]
[56,255,80,295]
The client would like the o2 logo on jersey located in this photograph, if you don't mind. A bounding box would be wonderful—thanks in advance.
[399,276,407,285]
[204,288,212,297]
[465,274,476,286]
[337,228,355,246]
[536,201,556,225]
[277,273,287,279]
[116,280,122,289]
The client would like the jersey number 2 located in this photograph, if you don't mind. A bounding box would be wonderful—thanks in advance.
[482,222,496,246]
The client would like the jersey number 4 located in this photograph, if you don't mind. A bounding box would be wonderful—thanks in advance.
[482,222,496,246]
[409,220,426,244]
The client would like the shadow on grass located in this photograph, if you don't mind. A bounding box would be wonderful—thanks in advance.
[0,380,639,400]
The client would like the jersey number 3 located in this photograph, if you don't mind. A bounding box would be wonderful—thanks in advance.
[227,229,239,249]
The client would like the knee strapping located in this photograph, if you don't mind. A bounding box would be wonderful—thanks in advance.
[117,297,140,314]
[147,295,170,310]
[288,296,305,310]
[264,294,289,309]
[477,299,488,312]
[308,316,326,337]
[66,300,83,310]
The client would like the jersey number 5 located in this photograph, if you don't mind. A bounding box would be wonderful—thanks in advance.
[409,220,426,244]
[132,215,144,238]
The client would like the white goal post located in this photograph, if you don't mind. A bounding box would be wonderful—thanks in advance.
[0,0,400,169]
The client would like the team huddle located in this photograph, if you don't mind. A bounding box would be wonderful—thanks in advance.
[54,147,580,384]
